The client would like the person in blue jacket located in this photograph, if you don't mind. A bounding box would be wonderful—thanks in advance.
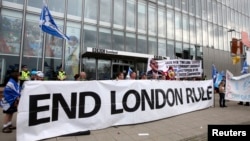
[1,68,21,133]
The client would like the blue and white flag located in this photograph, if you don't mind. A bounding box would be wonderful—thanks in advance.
[212,64,217,83]
[126,67,133,79]
[39,2,69,40]
[241,60,248,74]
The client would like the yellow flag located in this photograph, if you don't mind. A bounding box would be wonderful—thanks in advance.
[232,55,240,64]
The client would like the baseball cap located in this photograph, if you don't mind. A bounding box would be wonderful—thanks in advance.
[36,71,44,78]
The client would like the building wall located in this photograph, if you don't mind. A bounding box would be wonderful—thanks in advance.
[0,0,249,83]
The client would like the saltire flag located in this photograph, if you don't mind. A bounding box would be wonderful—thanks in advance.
[39,1,69,40]
[212,64,217,83]
[241,60,248,74]
[126,67,133,79]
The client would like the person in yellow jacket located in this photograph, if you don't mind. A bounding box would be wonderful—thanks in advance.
[19,65,30,88]
[57,67,67,80]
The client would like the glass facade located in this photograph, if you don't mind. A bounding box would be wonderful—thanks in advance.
[0,0,250,83]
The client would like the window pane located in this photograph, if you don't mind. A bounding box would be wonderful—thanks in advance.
[158,39,166,57]
[202,0,207,20]
[196,0,201,18]
[148,37,157,55]
[97,60,111,80]
[138,1,146,33]
[148,5,156,35]
[202,21,208,46]
[137,35,147,54]
[126,0,136,30]
[208,23,213,47]
[28,0,43,8]
[67,0,82,17]
[175,0,181,10]
[167,9,174,39]
[196,19,202,45]
[0,10,22,85]
[183,43,190,59]
[183,14,189,43]
[99,28,111,49]
[48,0,65,13]
[24,14,43,71]
[100,0,112,26]
[84,0,98,23]
[113,31,124,51]
[175,12,182,41]
[125,33,136,52]
[190,17,196,44]
[65,22,81,80]
[167,40,175,59]
[189,0,195,15]
[182,0,188,12]
[212,1,217,23]
[166,0,173,7]
[3,0,23,4]
[208,0,212,22]
[83,58,96,80]
[158,8,166,37]
[114,0,124,28]
[83,25,97,50]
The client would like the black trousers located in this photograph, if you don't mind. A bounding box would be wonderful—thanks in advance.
[219,93,225,107]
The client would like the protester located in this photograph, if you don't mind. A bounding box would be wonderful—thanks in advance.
[74,74,80,80]
[116,72,124,80]
[2,69,21,133]
[129,72,137,80]
[140,72,147,79]
[36,71,44,80]
[218,80,227,107]
[79,71,87,81]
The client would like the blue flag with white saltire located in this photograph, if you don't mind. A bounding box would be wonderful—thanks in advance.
[39,1,69,40]
[126,67,133,79]
[212,64,217,83]
[241,60,249,74]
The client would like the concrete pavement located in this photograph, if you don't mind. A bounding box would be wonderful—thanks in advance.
[1,94,250,141]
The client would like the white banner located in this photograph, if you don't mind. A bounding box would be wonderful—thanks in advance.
[146,58,202,78]
[17,80,213,141]
[225,70,250,102]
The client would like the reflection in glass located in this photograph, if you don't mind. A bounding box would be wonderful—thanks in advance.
[3,0,23,4]
[100,0,111,25]
[175,42,182,58]
[167,40,175,59]
[113,31,124,51]
[83,58,96,80]
[98,60,111,80]
[99,28,111,49]
[137,35,147,54]
[65,22,81,80]
[48,0,65,13]
[208,23,213,47]
[183,14,189,43]
[84,25,97,50]
[158,39,166,57]
[158,8,166,37]
[27,0,43,8]
[114,0,124,28]
[196,0,201,17]
[196,19,202,45]
[125,33,136,52]
[0,10,22,55]
[202,21,208,46]
[148,37,157,55]
[138,2,146,33]
[190,17,196,44]
[24,14,43,71]
[67,0,82,17]
[167,9,174,39]
[84,0,98,22]
[175,12,182,41]
[126,0,136,30]
[189,0,195,15]
[148,5,156,35]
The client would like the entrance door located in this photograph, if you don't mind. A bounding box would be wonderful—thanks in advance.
[112,64,130,79]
